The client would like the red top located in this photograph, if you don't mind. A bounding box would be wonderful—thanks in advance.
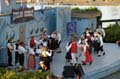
[30,38,36,47]
[71,42,77,53]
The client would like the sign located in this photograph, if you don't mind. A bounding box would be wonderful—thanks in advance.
[67,22,77,35]
[11,7,34,23]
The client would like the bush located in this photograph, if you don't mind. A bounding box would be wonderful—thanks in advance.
[0,68,53,79]
[104,24,120,43]
[72,7,101,13]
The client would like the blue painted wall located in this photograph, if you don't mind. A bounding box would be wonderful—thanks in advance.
[72,18,97,38]
[56,7,71,41]
[0,8,56,65]
[0,3,71,65]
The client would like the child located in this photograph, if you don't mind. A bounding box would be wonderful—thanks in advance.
[79,39,93,65]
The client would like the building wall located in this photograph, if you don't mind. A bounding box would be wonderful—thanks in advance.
[0,6,71,65]
[0,0,21,13]
[0,8,56,65]
[56,7,71,40]
[72,18,97,38]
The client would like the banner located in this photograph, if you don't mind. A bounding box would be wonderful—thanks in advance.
[11,7,34,23]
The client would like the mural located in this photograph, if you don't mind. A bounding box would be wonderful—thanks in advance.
[5,24,16,41]
[29,27,33,35]
[67,22,77,35]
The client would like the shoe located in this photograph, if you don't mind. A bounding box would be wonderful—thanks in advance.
[103,52,105,56]
[89,62,92,65]
[82,63,86,65]
[97,54,101,57]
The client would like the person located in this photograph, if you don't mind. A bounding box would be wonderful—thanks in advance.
[55,31,61,49]
[70,36,78,65]
[74,63,84,79]
[28,36,40,48]
[47,33,57,51]
[18,41,27,71]
[40,45,52,70]
[95,32,105,56]
[7,39,14,66]
[28,45,36,70]
[84,28,93,54]
[65,41,72,62]
[14,40,20,66]
[116,40,120,47]
[78,38,93,65]
[42,29,48,40]
[96,25,105,38]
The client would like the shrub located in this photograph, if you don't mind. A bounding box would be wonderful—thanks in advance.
[0,68,53,79]
[72,7,101,13]
[104,24,120,43]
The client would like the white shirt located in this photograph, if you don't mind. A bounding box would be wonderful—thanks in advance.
[7,43,13,49]
[45,51,52,56]
[96,28,105,38]
[18,45,27,54]
[29,48,35,55]
[98,35,104,46]
[57,33,61,42]
[78,39,89,47]
[65,42,72,52]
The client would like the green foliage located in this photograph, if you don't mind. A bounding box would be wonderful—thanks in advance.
[72,7,101,13]
[104,24,120,43]
[0,68,53,79]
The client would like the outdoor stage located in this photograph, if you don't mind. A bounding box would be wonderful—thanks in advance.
[1,42,120,79]
[50,42,120,79]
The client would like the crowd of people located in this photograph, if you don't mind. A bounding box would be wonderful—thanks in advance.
[7,30,61,72]
[65,25,106,66]
[64,25,106,79]
[7,25,106,79]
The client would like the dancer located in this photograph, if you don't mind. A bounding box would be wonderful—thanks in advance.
[79,38,93,65]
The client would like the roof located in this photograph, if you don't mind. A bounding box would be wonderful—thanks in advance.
[72,11,101,19]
